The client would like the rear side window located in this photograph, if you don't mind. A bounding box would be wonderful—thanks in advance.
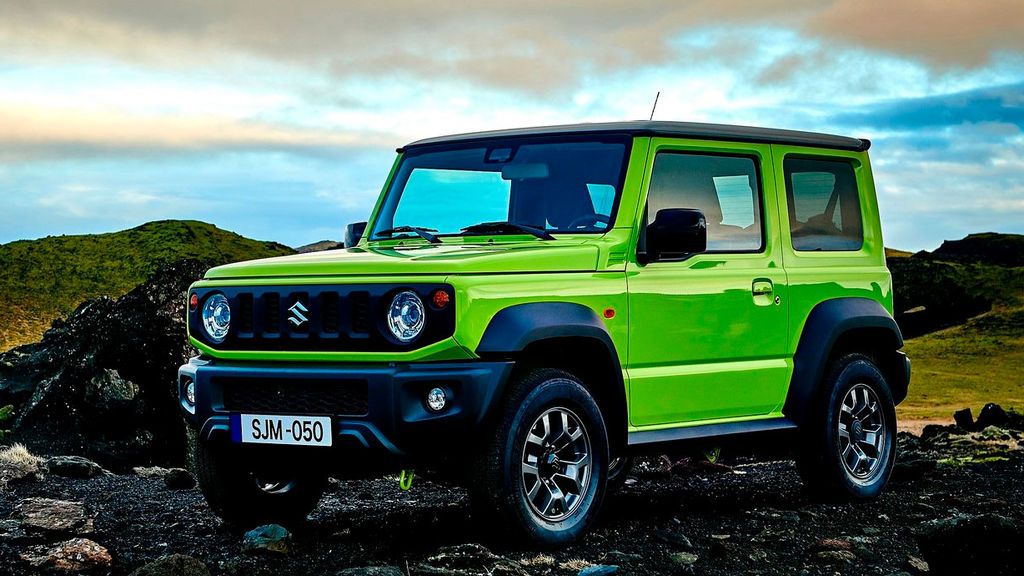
[783,158,863,251]
[647,153,763,252]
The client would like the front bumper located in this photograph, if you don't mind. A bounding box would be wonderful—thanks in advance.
[178,356,514,464]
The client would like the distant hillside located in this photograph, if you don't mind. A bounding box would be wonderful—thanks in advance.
[930,232,1024,267]
[296,240,342,253]
[0,220,294,350]
[889,232,1023,338]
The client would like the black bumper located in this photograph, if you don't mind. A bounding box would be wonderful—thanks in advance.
[178,356,514,463]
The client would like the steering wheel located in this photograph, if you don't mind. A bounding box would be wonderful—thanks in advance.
[566,213,611,230]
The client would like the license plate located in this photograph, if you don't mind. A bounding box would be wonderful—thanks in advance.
[235,414,332,447]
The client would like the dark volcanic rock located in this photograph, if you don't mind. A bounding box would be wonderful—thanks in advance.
[0,260,207,470]
[975,403,1008,429]
[162,468,196,490]
[46,455,111,479]
[242,524,291,554]
[20,537,112,571]
[16,497,92,534]
[914,514,1021,576]
[953,408,975,431]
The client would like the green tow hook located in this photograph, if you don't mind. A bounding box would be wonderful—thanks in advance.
[703,446,721,464]
[398,469,415,491]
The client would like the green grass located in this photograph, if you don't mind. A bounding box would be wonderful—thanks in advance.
[898,306,1024,422]
[0,220,294,350]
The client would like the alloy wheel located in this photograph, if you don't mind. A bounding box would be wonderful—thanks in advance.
[837,383,887,482]
[521,407,593,522]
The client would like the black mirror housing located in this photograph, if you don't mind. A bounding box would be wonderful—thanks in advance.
[343,221,367,248]
[645,208,707,261]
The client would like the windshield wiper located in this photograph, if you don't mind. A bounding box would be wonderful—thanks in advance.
[460,221,555,240]
[374,226,441,244]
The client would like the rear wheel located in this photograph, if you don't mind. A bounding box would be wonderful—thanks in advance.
[606,455,634,492]
[188,427,326,527]
[796,353,897,499]
[470,368,609,546]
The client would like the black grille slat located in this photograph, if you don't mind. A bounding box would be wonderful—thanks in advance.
[221,378,368,416]
[321,292,340,333]
[238,293,254,334]
[351,291,370,334]
[263,293,281,334]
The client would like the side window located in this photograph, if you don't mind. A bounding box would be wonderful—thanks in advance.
[647,153,763,252]
[783,158,863,251]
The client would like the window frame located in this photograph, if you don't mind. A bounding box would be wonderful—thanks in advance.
[782,154,865,253]
[642,150,768,259]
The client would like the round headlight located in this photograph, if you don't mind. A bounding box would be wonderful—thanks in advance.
[387,290,425,343]
[201,293,231,342]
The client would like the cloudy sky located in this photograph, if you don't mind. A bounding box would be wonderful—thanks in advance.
[1,1,1022,251]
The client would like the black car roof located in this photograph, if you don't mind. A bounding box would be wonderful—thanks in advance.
[401,120,870,152]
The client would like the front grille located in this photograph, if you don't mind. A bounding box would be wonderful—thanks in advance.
[189,284,455,352]
[221,378,369,416]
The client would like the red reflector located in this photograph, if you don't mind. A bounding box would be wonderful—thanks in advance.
[603,307,615,319]
[189,293,199,311]
[432,290,450,309]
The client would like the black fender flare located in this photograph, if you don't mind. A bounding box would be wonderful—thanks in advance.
[784,297,908,426]
[476,302,627,445]
[477,302,617,358]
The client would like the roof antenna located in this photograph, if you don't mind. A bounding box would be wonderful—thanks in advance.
[648,91,660,121]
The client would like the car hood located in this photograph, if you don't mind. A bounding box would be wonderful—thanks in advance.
[204,240,601,279]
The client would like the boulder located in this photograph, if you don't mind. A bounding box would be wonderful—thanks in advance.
[975,403,1008,429]
[130,554,211,576]
[46,455,111,479]
[242,524,291,554]
[17,498,92,534]
[163,468,196,489]
[20,537,112,572]
[914,514,1021,575]
[953,408,975,431]
[0,261,209,470]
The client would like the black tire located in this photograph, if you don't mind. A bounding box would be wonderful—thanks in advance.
[470,368,609,546]
[187,427,326,527]
[606,455,634,493]
[796,353,897,499]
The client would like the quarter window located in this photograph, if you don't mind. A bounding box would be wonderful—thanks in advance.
[646,153,763,252]
[783,158,863,251]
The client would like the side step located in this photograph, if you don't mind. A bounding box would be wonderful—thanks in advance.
[627,417,798,446]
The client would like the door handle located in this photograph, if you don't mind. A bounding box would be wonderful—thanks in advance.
[752,280,774,296]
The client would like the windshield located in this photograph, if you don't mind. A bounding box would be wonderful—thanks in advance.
[370,136,631,240]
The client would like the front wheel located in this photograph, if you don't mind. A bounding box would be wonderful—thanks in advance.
[188,428,326,527]
[470,368,609,546]
[796,353,897,499]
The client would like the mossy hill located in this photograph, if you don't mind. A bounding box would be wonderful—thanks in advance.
[0,220,294,350]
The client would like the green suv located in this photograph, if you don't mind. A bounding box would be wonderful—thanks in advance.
[179,121,910,545]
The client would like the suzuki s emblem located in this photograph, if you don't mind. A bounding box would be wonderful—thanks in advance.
[287,300,309,327]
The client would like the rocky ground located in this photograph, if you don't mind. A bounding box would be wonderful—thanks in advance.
[1,408,1022,576]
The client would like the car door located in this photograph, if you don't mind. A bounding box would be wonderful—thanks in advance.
[626,138,790,426]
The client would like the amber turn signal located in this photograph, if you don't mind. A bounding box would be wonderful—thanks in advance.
[431,289,450,309]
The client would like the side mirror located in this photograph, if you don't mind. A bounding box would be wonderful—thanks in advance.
[645,208,707,261]
[343,221,367,248]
